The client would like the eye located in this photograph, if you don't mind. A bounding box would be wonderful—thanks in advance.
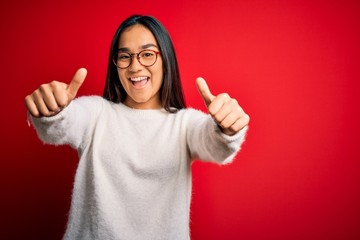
[141,51,155,58]
[118,53,131,60]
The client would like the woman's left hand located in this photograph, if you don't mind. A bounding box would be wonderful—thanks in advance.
[196,77,250,136]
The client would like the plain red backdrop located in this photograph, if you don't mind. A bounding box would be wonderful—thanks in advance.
[1,0,359,239]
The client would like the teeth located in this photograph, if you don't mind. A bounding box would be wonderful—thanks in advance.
[130,76,148,82]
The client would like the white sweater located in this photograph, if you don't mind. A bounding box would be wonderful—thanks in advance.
[31,96,248,240]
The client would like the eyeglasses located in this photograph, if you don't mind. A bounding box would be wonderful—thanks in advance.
[112,49,161,69]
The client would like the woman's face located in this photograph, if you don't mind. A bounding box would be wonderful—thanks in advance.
[117,24,163,109]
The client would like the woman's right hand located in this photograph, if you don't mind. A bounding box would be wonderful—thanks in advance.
[25,68,87,118]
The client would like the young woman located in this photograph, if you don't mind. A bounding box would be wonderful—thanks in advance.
[25,15,249,240]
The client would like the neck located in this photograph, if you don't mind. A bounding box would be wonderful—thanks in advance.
[123,97,162,110]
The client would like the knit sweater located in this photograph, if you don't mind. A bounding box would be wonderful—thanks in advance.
[31,96,248,240]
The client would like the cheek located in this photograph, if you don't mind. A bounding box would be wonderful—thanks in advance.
[155,61,164,83]
[117,69,123,77]
[154,68,164,86]
[157,66,164,77]
[117,70,127,83]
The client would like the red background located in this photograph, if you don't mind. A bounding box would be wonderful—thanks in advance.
[1,0,359,239]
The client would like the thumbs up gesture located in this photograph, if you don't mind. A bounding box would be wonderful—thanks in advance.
[196,77,250,136]
[25,68,87,117]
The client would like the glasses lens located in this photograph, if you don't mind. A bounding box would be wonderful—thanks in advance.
[138,50,157,67]
[114,52,131,68]
[113,50,158,68]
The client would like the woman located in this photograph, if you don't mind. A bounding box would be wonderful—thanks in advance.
[25,15,249,240]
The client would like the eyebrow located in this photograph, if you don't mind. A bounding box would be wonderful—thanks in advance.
[117,43,159,52]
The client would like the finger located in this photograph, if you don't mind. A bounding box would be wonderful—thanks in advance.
[25,95,40,117]
[219,115,249,136]
[219,110,241,130]
[32,90,53,117]
[227,114,250,133]
[39,83,62,112]
[207,93,231,116]
[52,81,70,107]
[67,68,87,99]
[211,97,237,123]
[196,77,215,107]
[222,105,249,130]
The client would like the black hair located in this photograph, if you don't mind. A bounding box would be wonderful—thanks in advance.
[103,15,186,112]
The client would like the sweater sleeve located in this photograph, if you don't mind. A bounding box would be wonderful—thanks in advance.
[186,109,248,164]
[30,96,104,150]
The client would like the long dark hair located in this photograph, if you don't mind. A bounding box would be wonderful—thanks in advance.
[103,15,186,112]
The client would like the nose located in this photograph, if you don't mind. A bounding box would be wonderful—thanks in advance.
[128,55,143,72]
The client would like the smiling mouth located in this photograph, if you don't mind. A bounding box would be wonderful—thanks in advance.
[129,76,149,88]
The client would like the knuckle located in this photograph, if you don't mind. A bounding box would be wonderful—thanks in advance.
[208,106,216,116]
[219,93,230,99]
[244,114,250,123]
[47,104,59,112]
[32,89,41,98]
[42,107,53,116]
[230,125,239,133]
[24,95,32,103]
[221,121,231,129]
[49,80,60,88]
[57,97,68,107]
[42,112,51,117]
[38,83,48,92]
[231,98,238,106]
[213,116,221,124]
[32,112,40,118]
[24,97,34,109]
[27,107,40,117]
[227,124,234,131]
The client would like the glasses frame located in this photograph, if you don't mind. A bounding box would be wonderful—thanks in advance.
[112,49,161,69]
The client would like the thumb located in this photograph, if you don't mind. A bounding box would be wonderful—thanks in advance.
[67,68,87,99]
[196,77,215,106]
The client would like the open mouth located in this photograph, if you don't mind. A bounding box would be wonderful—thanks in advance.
[129,76,149,88]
